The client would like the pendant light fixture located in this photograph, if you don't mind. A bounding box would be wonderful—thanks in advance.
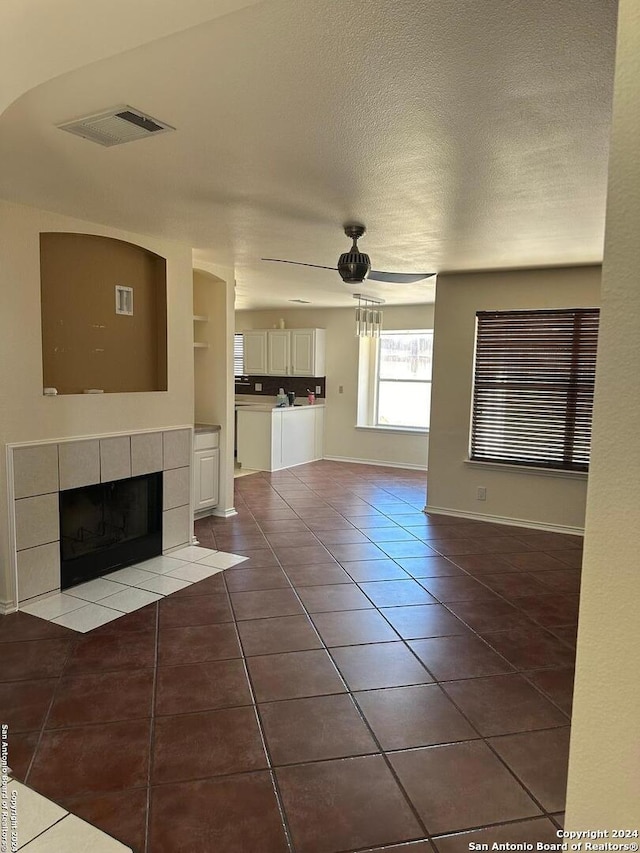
[353,293,385,338]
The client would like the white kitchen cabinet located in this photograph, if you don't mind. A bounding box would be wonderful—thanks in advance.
[193,430,219,515]
[281,406,316,466]
[242,328,325,376]
[267,330,290,375]
[236,405,325,471]
[242,331,268,374]
[291,329,325,376]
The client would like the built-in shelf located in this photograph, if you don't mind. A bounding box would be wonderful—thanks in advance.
[193,315,209,322]
[193,342,209,348]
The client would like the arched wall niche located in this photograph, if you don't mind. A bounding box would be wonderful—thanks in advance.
[40,232,168,394]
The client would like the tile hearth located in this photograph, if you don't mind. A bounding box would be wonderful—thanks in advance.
[19,547,248,633]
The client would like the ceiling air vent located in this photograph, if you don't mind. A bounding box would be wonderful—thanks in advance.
[56,105,175,147]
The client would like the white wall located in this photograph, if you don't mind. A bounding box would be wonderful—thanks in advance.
[565,0,640,826]
[426,266,601,531]
[0,199,194,609]
[236,304,434,469]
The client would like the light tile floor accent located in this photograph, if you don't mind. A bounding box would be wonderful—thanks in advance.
[51,603,123,633]
[20,549,248,632]
[9,779,132,851]
[63,578,132,603]
[18,593,87,621]
[197,551,249,569]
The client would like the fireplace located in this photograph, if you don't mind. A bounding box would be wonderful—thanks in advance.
[59,472,163,590]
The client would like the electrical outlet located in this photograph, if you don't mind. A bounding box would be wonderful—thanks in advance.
[477,486,487,501]
[255,382,262,391]
[338,385,344,394]
[315,385,321,395]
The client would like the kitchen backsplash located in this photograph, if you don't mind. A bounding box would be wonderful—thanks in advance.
[235,375,326,398]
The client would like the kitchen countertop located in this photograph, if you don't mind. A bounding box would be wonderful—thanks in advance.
[235,401,326,412]
[194,422,222,433]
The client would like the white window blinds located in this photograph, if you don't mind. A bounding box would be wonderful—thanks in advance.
[234,334,244,377]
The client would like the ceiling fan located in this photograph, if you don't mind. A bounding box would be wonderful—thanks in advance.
[262,224,435,285]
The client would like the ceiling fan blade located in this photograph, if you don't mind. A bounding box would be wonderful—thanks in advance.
[368,270,436,284]
[262,258,337,272]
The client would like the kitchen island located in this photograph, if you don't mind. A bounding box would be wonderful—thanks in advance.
[236,401,324,472]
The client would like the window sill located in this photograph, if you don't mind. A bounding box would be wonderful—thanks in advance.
[356,425,429,436]
[463,459,588,480]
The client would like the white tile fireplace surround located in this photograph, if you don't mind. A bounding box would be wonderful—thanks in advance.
[8,428,199,610]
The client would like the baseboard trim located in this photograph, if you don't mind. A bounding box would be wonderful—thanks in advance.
[323,455,428,472]
[163,543,192,556]
[271,457,325,473]
[211,507,238,519]
[424,505,584,536]
[0,600,18,616]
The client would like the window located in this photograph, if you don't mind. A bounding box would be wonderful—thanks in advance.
[470,308,599,471]
[374,331,433,429]
[234,334,244,377]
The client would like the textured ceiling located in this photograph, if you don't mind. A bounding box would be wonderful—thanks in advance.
[0,0,263,113]
[0,0,618,308]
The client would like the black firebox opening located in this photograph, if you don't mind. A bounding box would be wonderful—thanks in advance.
[60,472,163,590]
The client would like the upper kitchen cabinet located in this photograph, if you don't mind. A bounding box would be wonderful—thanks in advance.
[291,329,325,376]
[242,329,325,377]
[243,330,268,374]
[267,330,290,375]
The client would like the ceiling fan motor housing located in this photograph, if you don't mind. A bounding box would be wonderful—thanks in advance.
[338,250,371,283]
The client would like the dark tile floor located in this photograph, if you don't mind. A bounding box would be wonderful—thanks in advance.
[0,460,581,853]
